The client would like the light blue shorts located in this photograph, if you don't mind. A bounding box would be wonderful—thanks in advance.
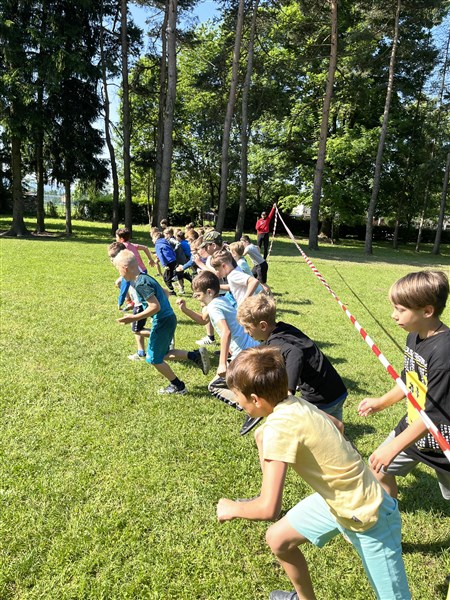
[146,314,177,364]
[286,492,411,600]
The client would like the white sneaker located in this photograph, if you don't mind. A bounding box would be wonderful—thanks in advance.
[158,383,188,395]
[195,335,215,346]
[128,353,145,361]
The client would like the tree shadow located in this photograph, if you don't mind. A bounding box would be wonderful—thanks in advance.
[343,421,376,444]
[398,469,450,514]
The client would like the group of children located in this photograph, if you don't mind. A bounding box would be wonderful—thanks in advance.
[107,220,450,600]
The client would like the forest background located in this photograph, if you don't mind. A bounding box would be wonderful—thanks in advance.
[1,0,450,254]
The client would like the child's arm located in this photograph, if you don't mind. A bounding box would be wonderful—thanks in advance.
[358,385,405,417]
[117,295,160,323]
[176,298,209,325]
[217,459,287,522]
[243,276,260,302]
[135,244,155,268]
[216,319,231,376]
[219,283,230,291]
[369,417,428,473]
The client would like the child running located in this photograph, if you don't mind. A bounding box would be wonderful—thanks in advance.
[210,249,263,306]
[241,234,269,284]
[358,270,450,500]
[176,271,261,435]
[217,346,411,600]
[113,250,209,394]
[237,294,347,421]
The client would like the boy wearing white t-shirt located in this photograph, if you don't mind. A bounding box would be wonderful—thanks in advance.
[176,271,261,435]
[210,249,262,306]
[217,346,411,600]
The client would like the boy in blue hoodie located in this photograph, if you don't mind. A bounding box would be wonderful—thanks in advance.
[152,230,177,295]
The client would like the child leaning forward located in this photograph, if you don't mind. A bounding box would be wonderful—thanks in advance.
[217,346,411,600]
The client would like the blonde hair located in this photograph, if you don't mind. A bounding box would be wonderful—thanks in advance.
[389,271,449,317]
[237,294,277,327]
[226,346,288,406]
[163,227,174,236]
[229,241,245,258]
[112,249,137,269]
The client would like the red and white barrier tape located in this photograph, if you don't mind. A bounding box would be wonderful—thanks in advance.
[274,206,450,461]
[266,207,278,261]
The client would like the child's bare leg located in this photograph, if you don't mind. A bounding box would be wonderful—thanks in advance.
[135,330,150,353]
[165,349,188,361]
[266,517,317,600]
[373,470,398,498]
[153,361,177,382]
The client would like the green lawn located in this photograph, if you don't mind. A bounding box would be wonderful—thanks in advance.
[1,217,450,599]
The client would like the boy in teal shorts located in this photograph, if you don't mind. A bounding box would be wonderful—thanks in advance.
[217,346,410,600]
[113,250,209,394]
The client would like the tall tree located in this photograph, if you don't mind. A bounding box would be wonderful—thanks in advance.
[308,0,338,250]
[0,0,33,236]
[121,0,133,230]
[216,0,245,233]
[235,0,260,241]
[157,0,178,223]
[364,0,401,255]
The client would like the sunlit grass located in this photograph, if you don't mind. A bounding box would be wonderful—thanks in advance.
[1,216,449,599]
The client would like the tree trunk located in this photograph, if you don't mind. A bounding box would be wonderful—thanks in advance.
[64,180,72,236]
[6,133,29,236]
[308,0,338,250]
[121,0,132,231]
[100,18,120,234]
[216,0,246,233]
[154,4,169,226]
[35,131,45,233]
[432,150,450,255]
[364,0,401,255]
[157,0,177,224]
[235,0,259,241]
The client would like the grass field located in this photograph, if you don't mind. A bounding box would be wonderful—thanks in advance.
[1,217,450,599]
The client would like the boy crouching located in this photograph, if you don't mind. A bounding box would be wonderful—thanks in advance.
[217,346,410,600]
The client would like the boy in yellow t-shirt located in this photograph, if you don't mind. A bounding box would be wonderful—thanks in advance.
[217,346,410,600]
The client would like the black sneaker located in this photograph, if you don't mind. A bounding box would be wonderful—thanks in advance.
[240,415,263,435]
[190,347,210,375]
[269,592,298,600]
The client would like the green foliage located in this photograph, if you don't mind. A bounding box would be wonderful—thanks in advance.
[1,217,450,598]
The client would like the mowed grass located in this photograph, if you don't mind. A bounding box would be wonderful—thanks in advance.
[1,216,450,600]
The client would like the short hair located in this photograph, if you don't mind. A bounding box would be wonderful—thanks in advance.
[241,235,251,244]
[116,227,131,242]
[113,249,137,270]
[185,222,195,230]
[237,294,277,327]
[160,219,169,228]
[176,230,186,241]
[164,227,174,236]
[192,271,220,296]
[152,231,163,240]
[226,346,288,406]
[210,249,233,269]
[389,271,449,317]
[187,229,199,241]
[108,241,126,259]
[229,241,245,257]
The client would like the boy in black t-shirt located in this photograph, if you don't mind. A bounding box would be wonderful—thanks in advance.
[237,294,348,421]
[358,270,450,500]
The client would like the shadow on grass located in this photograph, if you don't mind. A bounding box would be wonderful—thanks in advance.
[269,237,450,267]
[344,422,376,443]
[400,469,450,514]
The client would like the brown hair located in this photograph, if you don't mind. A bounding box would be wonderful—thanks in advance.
[210,249,233,269]
[116,227,131,242]
[237,294,277,327]
[163,227,174,237]
[108,241,126,259]
[192,271,220,296]
[152,230,163,240]
[389,271,449,317]
[226,346,288,406]
[229,241,245,258]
